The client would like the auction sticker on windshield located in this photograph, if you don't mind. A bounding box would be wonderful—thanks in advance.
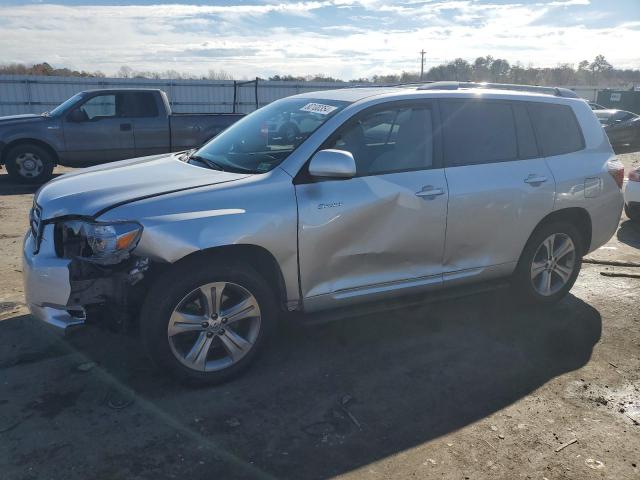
[300,103,338,115]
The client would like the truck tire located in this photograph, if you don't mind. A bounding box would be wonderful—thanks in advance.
[513,222,583,304]
[140,256,278,385]
[4,143,55,184]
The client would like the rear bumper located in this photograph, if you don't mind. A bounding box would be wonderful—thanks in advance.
[624,179,640,206]
[587,188,624,253]
[22,225,85,331]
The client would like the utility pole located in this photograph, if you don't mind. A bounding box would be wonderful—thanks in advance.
[420,49,426,80]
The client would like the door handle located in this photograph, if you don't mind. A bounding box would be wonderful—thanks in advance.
[120,123,132,131]
[416,185,445,199]
[524,174,547,185]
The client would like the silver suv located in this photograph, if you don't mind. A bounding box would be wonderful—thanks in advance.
[23,82,624,384]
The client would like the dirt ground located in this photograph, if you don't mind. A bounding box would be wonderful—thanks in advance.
[0,153,638,480]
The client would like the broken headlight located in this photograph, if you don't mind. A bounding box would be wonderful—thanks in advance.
[56,220,143,264]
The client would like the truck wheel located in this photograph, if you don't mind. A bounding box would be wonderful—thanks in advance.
[140,256,277,385]
[513,222,583,304]
[4,144,55,184]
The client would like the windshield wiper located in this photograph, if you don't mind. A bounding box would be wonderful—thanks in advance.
[186,151,225,171]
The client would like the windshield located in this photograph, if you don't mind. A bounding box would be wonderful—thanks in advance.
[190,97,349,173]
[48,92,85,117]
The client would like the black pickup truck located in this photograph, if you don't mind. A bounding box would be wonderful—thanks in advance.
[0,89,244,183]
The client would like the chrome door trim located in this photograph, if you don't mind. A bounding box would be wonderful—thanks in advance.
[303,272,443,312]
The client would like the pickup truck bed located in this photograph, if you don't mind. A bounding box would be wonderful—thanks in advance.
[169,113,244,152]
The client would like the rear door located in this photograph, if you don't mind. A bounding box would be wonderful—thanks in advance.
[296,100,449,310]
[441,99,556,283]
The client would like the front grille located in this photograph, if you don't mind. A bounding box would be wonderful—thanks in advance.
[29,202,43,254]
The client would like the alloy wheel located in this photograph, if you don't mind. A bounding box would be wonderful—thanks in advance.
[167,281,261,372]
[530,233,576,296]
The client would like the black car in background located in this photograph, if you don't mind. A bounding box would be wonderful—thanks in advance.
[595,109,640,148]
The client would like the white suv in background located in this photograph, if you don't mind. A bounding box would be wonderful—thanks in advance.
[23,82,625,384]
[624,167,640,222]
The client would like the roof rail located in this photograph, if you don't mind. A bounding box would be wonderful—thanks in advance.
[416,81,579,98]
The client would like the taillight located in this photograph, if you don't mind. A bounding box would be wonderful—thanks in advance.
[629,169,640,183]
[607,160,624,189]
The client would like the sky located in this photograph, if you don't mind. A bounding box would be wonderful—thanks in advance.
[0,0,638,79]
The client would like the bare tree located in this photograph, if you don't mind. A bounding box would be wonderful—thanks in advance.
[1,54,638,88]
[117,66,134,78]
[207,69,233,80]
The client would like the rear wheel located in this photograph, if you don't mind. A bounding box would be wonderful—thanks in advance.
[4,143,55,184]
[514,222,583,304]
[625,203,640,222]
[140,257,277,385]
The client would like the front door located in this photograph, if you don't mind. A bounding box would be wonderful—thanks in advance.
[61,93,136,166]
[296,101,448,311]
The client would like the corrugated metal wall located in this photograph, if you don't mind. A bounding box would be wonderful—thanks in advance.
[0,74,602,116]
[0,75,349,115]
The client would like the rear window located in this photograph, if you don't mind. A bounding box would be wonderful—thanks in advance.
[527,103,584,156]
[119,92,159,117]
[441,100,517,166]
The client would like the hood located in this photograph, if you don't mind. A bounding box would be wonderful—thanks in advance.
[0,114,44,126]
[35,153,249,219]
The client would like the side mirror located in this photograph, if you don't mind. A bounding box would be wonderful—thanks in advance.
[308,149,356,179]
[67,109,87,123]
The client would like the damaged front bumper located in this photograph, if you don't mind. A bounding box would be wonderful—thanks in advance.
[23,225,86,331]
[23,224,149,332]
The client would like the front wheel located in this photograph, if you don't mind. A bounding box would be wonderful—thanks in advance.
[513,222,583,304]
[4,143,55,184]
[140,258,277,385]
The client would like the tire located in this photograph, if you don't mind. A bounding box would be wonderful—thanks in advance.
[513,222,583,304]
[4,143,55,184]
[140,256,278,385]
[625,204,640,222]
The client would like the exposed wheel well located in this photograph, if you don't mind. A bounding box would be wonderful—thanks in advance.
[168,245,288,310]
[530,208,592,255]
[1,138,59,165]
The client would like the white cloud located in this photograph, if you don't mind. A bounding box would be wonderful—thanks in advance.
[0,1,637,79]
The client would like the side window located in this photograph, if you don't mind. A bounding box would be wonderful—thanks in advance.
[328,106,434,176]
[441,100,517,166]
[615,112,634,122]
[119,92,159,118]
[512,102,539,159]
[527,103,584,156]
[79,95,116,120]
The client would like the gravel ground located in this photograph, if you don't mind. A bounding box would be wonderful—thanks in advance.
[0,152,638,480]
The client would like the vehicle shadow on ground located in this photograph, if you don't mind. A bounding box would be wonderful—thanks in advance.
[1,291,602,479]
[613,145,640,155]
[0,172,63,195]
[617,219,640,249]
